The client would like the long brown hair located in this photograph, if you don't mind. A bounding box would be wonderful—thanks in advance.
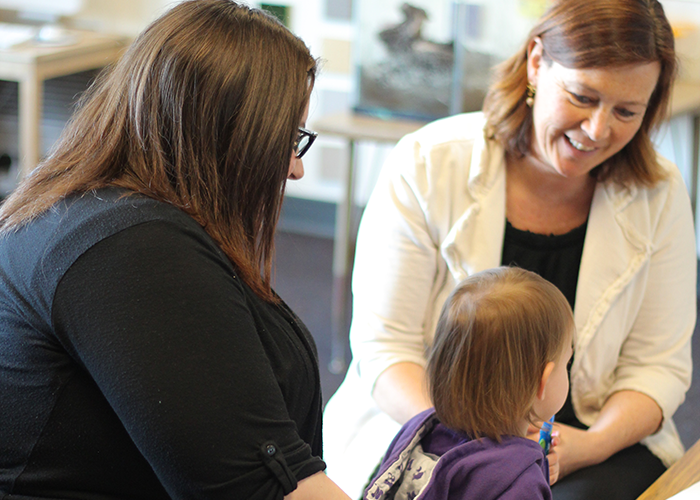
[427,267,573,441]
[483,0,676,187]
[0,0,317,302]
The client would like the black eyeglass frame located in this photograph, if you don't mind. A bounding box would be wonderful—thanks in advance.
[294,127,318,159]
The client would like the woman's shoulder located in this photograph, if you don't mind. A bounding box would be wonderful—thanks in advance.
[5,188,225,296]
[401,112,488,150]
[603,153,692,217]
[0,187,231,336]
[381,112,503,204]
[654,153,689,193]
[42,189,203,260]
[60,188,198,232]
[384,112,494,178]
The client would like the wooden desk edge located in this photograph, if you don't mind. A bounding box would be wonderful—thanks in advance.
[637,439,700,500]
[0,31,129,61]
[312,112,427,143]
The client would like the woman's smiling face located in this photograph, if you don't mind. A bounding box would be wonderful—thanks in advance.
[526,38,660,181]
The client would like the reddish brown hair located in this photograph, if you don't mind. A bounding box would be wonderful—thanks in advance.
[483,0,676,187]
[427,267,574,440]
[0,0,317,302]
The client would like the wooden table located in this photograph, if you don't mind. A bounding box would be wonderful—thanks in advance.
[0,29,129,176]
[637,439,700,499]
[313,80,700,374]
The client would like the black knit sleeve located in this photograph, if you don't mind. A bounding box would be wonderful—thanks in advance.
[51,219,325,500]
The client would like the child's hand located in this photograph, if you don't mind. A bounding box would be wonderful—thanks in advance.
[526,425,561,485]
[550,431,561,450]
[547,431,561,485]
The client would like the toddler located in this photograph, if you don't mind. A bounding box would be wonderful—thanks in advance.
[364,267,574,500]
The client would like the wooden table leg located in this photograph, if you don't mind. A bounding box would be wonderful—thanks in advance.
[329,139,357,374]
[692,114,699,220]
[18,67,42,178]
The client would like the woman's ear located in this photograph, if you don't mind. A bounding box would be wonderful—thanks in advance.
[526,36,544,86]
[536,361,555,401]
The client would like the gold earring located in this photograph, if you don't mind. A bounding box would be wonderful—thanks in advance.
[526,83,536,107]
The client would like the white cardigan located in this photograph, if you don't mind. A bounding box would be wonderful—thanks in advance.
[322,113,697,500]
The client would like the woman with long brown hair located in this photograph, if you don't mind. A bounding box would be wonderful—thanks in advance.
[0,1,349,499]
[324,1,696,499]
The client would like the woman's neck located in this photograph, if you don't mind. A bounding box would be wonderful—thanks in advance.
[505,153,596,235]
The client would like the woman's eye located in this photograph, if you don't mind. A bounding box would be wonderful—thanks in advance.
[570,92,593,105]
[615,108,637,119]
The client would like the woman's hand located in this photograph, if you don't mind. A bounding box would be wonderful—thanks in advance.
[539,391,663,481]
[548,423,597,479]
[547,431,561,484]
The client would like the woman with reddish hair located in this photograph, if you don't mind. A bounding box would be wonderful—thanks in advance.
[324,1,695,499]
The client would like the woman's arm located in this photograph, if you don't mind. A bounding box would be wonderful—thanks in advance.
[349,136,442,420]
[608,167,696,421]
[372,362,432,425]
[554,390,662,478]
[285,473,351,500]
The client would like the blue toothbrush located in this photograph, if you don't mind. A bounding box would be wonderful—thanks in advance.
[539,416,555,455]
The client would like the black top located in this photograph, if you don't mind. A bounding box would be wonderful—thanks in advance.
[501,219,587,428]
[0,189,325,499]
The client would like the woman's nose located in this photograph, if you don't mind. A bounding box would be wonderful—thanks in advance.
[288,157,304,180]
[581,108,612,142]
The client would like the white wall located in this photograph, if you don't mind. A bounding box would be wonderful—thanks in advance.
[662,0,700,82]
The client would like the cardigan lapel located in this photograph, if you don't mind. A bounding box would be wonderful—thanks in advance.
[573,181,651,361]
[440,135,506,282]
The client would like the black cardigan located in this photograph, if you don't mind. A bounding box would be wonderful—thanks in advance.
[0,188,325,499]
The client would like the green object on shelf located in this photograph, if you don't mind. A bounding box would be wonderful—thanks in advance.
[261,4,290,27]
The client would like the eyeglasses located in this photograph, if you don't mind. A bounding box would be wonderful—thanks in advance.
[293,127,318,159]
